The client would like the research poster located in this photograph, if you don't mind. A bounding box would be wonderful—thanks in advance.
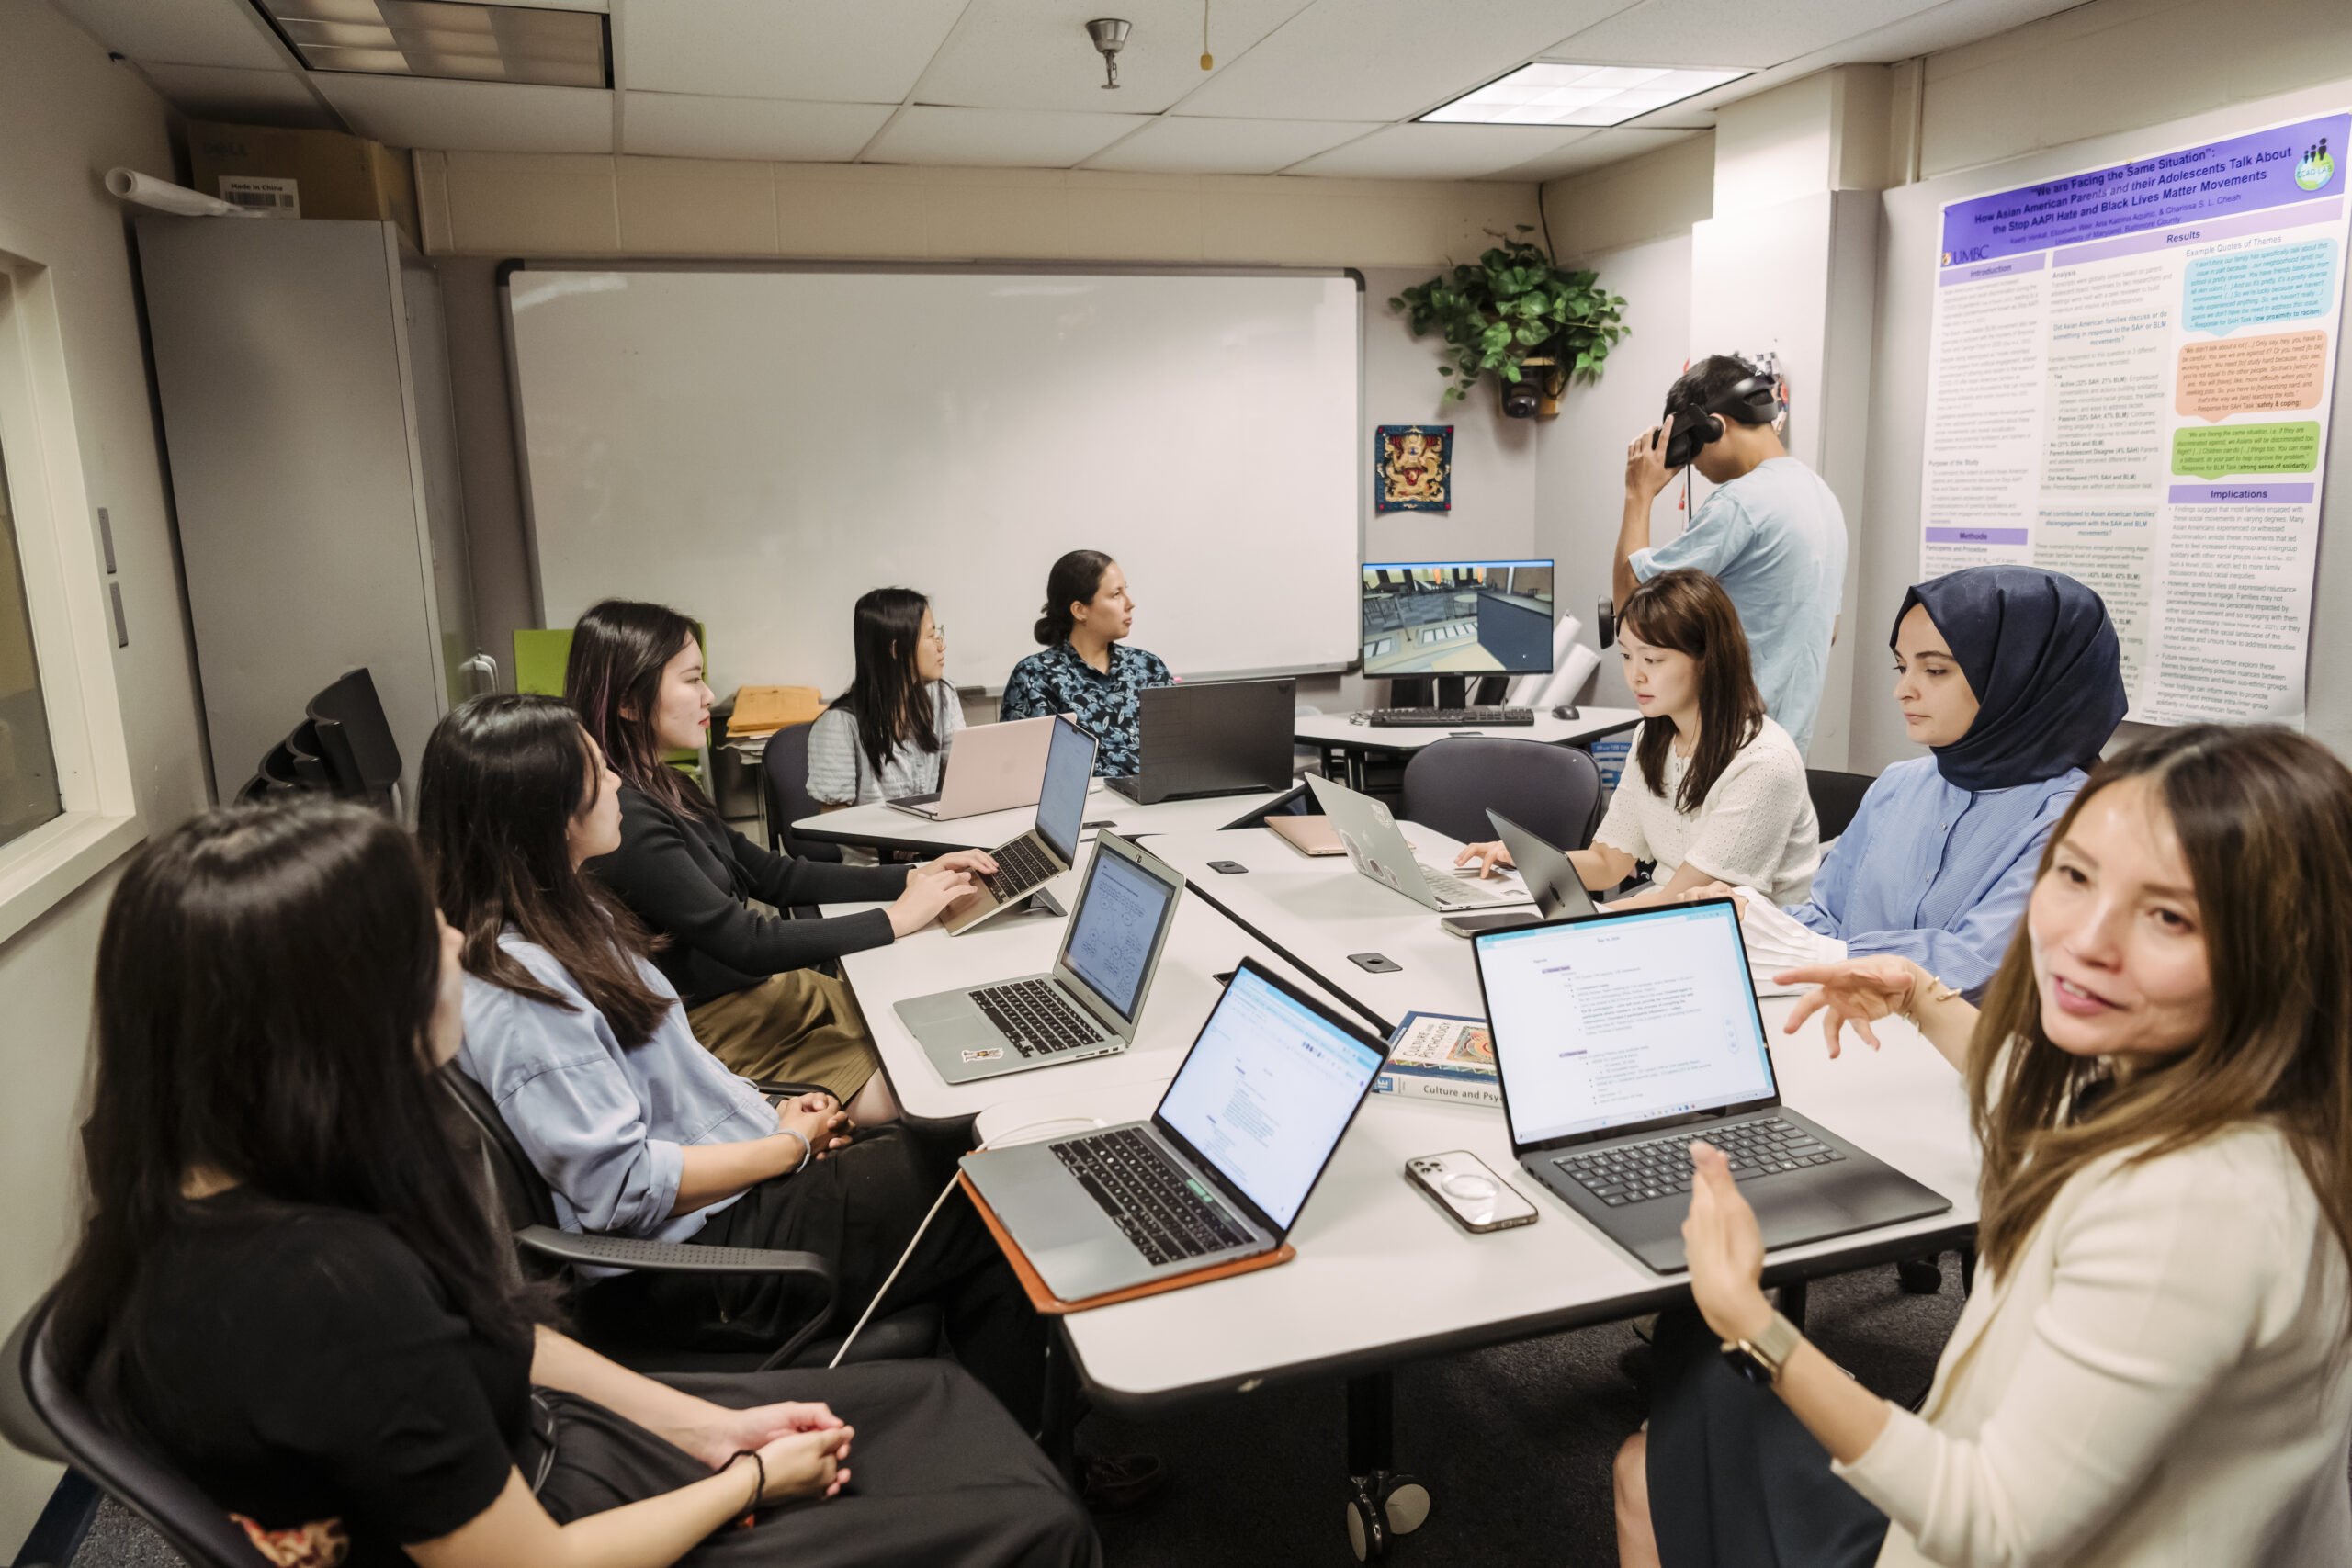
[1921,112,2348,726]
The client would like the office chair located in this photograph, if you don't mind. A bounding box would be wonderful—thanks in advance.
[1401,739,1604,852]
[759,721,844,866]
[1806,768,1876,843]
[438,1066,939,1374]
[3,1293,275,1568]
[306,670,401,809]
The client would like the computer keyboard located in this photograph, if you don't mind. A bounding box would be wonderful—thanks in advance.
[1419,865,1512,906]
[970,977,1103,1057]
[1361,706,1535,728]
[980,836,1059,898]
[1052,1127,1252,1266]
[1555,1118,1845,1207]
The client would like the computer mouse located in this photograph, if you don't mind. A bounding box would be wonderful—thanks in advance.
[1551,705,1580,720]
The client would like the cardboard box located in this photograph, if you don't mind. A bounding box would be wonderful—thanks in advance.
[187,120,419,247]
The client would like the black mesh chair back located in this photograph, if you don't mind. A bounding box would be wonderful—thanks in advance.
[305,669,401,807]
[1806,769,1876,842]
[2,1295,273,1568]
[760,722,842,863]
[1401,738,1604,852]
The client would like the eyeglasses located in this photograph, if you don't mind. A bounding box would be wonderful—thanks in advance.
[927,624,948,642]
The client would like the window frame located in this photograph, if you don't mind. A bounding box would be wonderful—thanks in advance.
[0,223,143,948]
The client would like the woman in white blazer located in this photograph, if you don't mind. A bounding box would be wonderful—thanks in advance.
[1617,723,2352,1568]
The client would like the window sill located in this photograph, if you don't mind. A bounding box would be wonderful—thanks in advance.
[0,811,144,950]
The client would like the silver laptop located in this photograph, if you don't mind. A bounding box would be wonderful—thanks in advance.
[942,716,1095,935]
[1439,809,1603,937]
[1302,773,1527,913]
[897,831,1183,1084]
[1473,899,1950,1274]
[960,958,1387,1303]
[888,714,1057,820]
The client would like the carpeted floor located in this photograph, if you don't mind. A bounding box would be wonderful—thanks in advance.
[61,1255,1969,1568]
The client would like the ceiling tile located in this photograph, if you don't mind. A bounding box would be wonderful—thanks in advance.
[621,0,967,103]
[141,62,334,128]
[911,0,1314,116]
[1484,126,1693,181]
[623,93,892,160]
[1541,0,1941,69]
[863,106,1148,167]
[1170,0,1633,121]
[49,0,288,69]
[1083,116,1381,174]
[314,74,613,152]
[1285,122,1591,180]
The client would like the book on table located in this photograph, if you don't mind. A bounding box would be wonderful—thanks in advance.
[1375,1010,1500,1107]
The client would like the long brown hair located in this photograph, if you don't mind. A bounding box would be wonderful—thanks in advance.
[1622,569,1765,812]
[1967,725,2352,1283]
[418,694,673,1048]
[566,599,715,820]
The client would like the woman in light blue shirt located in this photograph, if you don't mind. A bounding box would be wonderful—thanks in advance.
[1782,565,2126,997]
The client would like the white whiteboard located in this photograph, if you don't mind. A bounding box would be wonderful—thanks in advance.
[506,269,1362,700]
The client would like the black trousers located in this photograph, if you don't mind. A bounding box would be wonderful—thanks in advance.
[1646,1305,1890,1568]
[583,1129,1050,1431]
[533,1359,1099,1567]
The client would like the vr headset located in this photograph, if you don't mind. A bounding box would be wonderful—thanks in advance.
[1660,371,1781,468]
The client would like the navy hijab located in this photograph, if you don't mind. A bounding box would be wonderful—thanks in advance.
[1893,566,2126,792]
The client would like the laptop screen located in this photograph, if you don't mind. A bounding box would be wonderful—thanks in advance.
[1476,902,1777,1146]
[1057,847,1179,1021]
[1155,965,1385,1230]
[1035,716,1093,862]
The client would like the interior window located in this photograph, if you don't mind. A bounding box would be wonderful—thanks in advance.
[0,438,61,846]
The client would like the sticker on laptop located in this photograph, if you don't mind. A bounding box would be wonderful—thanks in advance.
[961,1048,1006,1062]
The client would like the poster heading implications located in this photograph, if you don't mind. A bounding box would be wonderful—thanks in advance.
[1941,116,2346,268]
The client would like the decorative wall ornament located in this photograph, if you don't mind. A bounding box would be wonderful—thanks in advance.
[1375,424,1452,513]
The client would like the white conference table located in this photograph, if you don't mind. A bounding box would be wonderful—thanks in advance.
[792,779,1295,857]
[1296,705,1640,789]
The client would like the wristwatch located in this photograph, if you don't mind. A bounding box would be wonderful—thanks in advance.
[1720,1311,1804,1387]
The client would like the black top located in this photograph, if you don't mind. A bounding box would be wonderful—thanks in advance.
[588,784,908,1010]
[120,1190,530,1566]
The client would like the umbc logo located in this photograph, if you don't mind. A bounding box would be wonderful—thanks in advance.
[2297,137,2335,192]
[1941,247,1989,266]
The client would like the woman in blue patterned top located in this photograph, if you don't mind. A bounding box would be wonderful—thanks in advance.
[1736,566,2127,998]
[1000,549,1172,778]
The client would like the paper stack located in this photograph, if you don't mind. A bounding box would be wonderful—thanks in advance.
[1728,888,1846,997]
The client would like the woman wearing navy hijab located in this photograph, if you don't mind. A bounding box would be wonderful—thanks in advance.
[1778,565,2127,997]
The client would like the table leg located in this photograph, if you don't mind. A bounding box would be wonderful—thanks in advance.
[1343,1371,1430,1561]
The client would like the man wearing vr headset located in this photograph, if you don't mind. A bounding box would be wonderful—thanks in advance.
[1612,355,1847,757]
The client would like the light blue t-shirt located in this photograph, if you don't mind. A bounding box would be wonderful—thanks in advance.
[1630,457,1847,756]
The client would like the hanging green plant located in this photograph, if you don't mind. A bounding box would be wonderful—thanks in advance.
[1389,227,1628,414]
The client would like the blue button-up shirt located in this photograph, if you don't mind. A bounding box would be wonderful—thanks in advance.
[1785,756,2084,998]
[459,933,777,1246]
[999,640,1174,777]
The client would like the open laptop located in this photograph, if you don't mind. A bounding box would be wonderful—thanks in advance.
[1302,773,1528,913]
[888,714,1057,820]
[1439,809,1603,936]
[960,957,1387,1302]
[942,716,1095,935]
[1471,898,1950,1273]
[1105,680,1296,805]
[897,831,1184,1083]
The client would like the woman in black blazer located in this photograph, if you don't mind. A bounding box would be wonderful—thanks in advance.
[568,599,996,1126]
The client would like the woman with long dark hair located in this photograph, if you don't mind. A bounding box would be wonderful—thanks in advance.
[999,549,1171,779]
[48,797,1094,1568]
[421,694,1050,1434]
[806,588,961,817]
[1619,725,2352,1567]
[1456,567,1818,907]
[567,599,996,1125]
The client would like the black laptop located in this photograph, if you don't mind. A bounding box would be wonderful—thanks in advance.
[1471,897,1950,1273]
[1105,678,1296,805]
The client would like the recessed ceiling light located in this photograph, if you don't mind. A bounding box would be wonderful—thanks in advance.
[1420,62,1747,128]
[251,0,608,88]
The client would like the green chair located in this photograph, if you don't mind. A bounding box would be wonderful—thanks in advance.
[514,625,706,781]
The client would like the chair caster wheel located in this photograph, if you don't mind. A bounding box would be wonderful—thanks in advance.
[1383,1478,1431,1535]
[1896,1255,1944,1294]
[1347,1494,1386,1561]
[1346,1472,1430,1559]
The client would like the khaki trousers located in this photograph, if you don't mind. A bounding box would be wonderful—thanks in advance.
[684,969,882,1103]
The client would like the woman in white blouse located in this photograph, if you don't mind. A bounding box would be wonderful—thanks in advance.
[1619,723,2352,1568]
[806,587,963,812]
[1457,567,1818,908]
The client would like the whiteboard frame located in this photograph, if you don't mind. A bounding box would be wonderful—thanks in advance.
[496,258,1367,692]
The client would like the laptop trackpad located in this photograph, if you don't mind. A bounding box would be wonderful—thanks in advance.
[1751,1187,1859,1247]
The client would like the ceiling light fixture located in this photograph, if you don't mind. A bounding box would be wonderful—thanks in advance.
[249,0,609,89]
[1420,62,1748,128]
[1085,18,1131,90]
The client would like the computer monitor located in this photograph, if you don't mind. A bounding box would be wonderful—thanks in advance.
[1360,559,1555,678]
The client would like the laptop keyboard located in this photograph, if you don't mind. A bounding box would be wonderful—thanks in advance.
[980,836,1059,899]
[1555,1118,1845,1207]
[1419,863,1511,907]
[1051,1127,1253,1266]
[970,977,1105,1058]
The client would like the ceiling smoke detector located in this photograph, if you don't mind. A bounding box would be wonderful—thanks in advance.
[1085,18,1131,89]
